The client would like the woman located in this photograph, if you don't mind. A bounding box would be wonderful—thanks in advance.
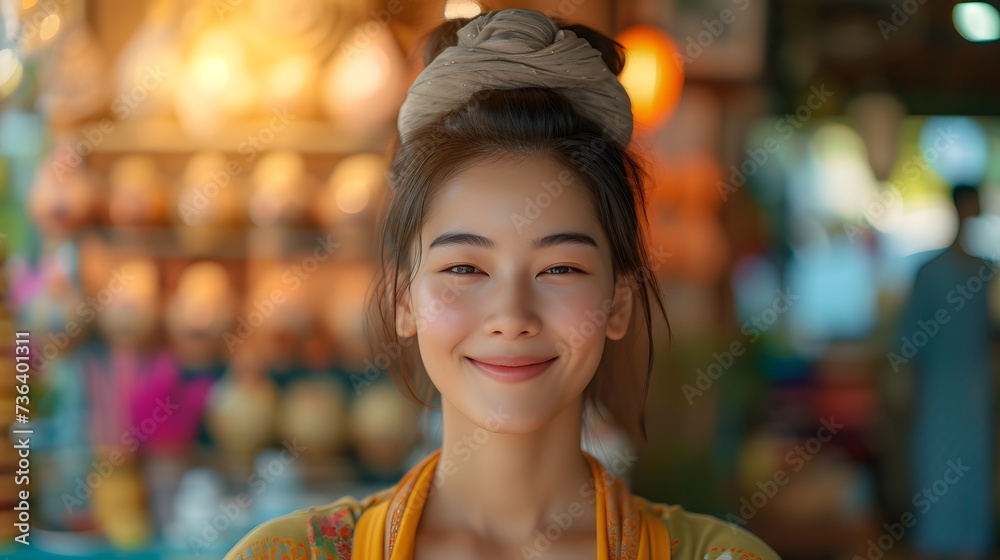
[224,8,781,559]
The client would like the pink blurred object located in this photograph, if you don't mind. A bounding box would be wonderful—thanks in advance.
[86,347,210,454]
[7,247,75,311]
[127,349,212,453]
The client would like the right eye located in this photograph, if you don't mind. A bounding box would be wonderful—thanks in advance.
[444,264,480,275]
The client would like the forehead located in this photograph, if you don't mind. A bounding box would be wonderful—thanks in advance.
[422,156,602,242]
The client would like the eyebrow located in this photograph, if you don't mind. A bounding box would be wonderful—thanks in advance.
[428,231,599,251]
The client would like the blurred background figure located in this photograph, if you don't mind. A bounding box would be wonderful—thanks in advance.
[894,183,999,560]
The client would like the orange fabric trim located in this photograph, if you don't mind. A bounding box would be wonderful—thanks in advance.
[354,449,670,559]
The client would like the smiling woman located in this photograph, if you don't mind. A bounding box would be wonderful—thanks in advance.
[398,155,631,441]
[224,8,780,560]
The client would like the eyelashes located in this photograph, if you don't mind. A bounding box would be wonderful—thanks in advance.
[443,265,583,275]
[544,266,583,275]
[444,264,479,275]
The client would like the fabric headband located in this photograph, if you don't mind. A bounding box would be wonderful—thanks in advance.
[396,8,634,148]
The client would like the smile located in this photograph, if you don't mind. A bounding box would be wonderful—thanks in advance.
[466,357,557,383]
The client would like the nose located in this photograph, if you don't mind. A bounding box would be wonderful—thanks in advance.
[482,275,542,339]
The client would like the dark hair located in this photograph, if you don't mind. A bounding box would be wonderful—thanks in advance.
[363,12,670,445]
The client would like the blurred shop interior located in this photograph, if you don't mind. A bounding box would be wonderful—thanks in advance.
[0,0,999,558]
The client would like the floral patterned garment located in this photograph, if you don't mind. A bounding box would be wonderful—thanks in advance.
[224,449,781,560]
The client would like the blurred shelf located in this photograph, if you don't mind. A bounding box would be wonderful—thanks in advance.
[69,117,393,156]
[80,226,371,260]
[18,451,395,558]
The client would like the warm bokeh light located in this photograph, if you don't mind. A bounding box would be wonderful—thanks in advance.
[328,45,387,101]
[112,2,182,120]
[36,24,109,124]
[266,55,314,105]
[444,0,481,19]
[28,145,98,237]
[321,23,406,129]
[953,2,1000,42]
[39,14,60,41]
[190,30,245,93]
[807,123,879,220]
[176,152,246,232]
[170,289,232,370]
[0,49,13,83]
[328,154,384,215]
[107,156,169,227]
[335,179,370,214]
[615,25,684,129]
[0,49,22,98]
[248,151,314,227]
[196,56,230,93]
[176,26,257,135]
[95,258,162,347]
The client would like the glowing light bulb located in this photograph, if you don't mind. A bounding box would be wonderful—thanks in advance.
[615,25,684,128]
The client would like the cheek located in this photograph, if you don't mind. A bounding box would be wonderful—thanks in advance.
[549,287,612,343]
[412,278,478,340]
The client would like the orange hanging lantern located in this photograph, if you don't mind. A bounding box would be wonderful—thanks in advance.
[615,25,684,130]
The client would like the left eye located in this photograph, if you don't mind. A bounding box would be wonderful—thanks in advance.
[545,266,581,275]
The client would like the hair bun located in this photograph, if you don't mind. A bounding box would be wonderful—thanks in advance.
[558,23,625,76]
[423,13,625,77]
[402,8,633,147]
[423,18,469,66]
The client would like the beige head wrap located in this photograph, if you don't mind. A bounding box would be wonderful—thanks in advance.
[396,8,633,148]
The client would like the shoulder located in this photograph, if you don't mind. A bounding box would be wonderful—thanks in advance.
[640,499,781,560]
[222,487,394,560]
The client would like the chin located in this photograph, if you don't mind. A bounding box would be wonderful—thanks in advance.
[455,393,572,435]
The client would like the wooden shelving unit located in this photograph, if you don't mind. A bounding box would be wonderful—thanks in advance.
[71,117,394,155]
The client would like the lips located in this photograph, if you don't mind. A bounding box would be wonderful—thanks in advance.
[470,356,557,367]
[466,356,557,383]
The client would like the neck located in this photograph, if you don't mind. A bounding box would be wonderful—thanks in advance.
[421,398,596,545]
[949,225,970,255]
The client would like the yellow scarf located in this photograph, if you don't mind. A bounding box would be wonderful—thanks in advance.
[353,449,671,559]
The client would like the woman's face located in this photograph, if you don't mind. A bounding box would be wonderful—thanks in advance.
[396,155,633,434]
